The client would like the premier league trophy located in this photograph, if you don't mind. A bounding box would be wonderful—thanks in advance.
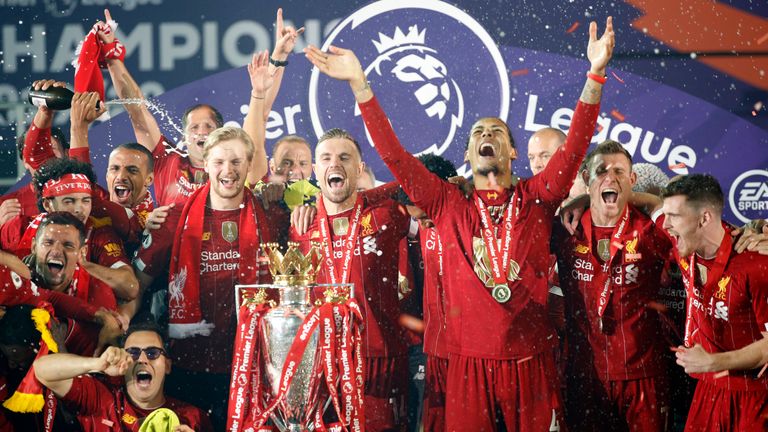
[228,242,363,432]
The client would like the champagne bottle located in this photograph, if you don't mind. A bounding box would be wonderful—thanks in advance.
[27,86,101,110]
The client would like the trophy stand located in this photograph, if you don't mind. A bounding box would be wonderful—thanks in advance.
[229,243,361,432]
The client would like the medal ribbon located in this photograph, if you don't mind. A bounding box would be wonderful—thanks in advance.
[43,389,57,432]
[227,303,266,432]
[679,223,732,347]
[318,195,365,284]
[474,191,517,288]
[582,205,631,319]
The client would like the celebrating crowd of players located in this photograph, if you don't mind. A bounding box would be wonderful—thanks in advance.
[1,8,767,432]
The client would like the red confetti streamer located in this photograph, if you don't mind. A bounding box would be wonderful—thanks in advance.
[566,22,580,34]
[596,124,604,133]
[758,363,768,379]
[757,32,768,46]
[510,68,529,77]
[611,71,625,84]
[713,370,729,379]
[647,301,668,312]
[669,163,686,170]
[610,109,625,122]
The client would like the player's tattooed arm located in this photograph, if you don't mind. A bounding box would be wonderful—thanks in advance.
[580,17,614,105]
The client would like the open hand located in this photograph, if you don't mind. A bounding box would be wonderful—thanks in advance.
[248,50,274,96]
[586,17,614,76]
[304,45,366,85]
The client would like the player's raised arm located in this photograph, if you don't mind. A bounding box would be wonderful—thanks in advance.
[100,9,163,152]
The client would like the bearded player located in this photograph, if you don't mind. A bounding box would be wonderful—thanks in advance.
[289,128,415,431]
[304,16,613,430]
[133,126,284,430]
[660,174,768,431]
[552,140,672,430]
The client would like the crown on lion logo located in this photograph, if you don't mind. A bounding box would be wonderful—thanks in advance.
[261,242,322,286]
[373,25,427,54]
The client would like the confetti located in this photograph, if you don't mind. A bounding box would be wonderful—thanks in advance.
[713,370,729,379]
[611,71,625,84]
[647,301,667,312]
[610,109,625,122]
[517,356,533,364]
[669,163,687,170]
[753,110,758,117]
[510,68,529,77]
[596,124,604,133]
[566,22,580,34]
[754,101,764,111]
[757,32,768,46]
[758,363,768,379]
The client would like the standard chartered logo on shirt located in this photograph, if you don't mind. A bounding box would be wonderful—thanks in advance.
[308,0,509,176]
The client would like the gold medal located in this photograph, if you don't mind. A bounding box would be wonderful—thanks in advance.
[492,284,511,303]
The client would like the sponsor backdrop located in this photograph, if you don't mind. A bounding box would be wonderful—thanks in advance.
[2,0,767,223]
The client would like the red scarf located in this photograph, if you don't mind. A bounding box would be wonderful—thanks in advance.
[167,183,262,339]
[73,23,107,100]
[132,192,155,229]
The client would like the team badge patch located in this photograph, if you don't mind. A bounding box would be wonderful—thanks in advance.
[194,170,207,184]
[696,263,708,285]
[360,212,378,237]
[222,221,238,243]
[332,217,349,236]
[597,239,611,262]
[715,275,730,300]
[624,237,641,261]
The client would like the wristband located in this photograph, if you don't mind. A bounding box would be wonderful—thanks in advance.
[251,92,265,100]
[269,56,288,67]
[587,71,607,84]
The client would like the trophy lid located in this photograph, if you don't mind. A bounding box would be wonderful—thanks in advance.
[261,242,322,286]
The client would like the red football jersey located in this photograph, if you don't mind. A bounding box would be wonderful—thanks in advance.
[553,205,671,381]
[0,183,39,219]
[62,375,212,431]
[152,136,207,206]
[420,227,448,359]
[134,196,281,373]
[359,95,600,359]
[290,196,411,358]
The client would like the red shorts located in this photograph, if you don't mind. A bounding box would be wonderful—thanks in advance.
[685,379,768,432]
[364,355,408,432]
[445,351,565,432]
[423,356,447,432]
[565,372,669,432]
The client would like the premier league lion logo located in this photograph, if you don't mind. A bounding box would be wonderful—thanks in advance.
[309,0,509,180]
[362,25,463,156]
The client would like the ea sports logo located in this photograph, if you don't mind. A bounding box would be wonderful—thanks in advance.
[309,0,509,175]
[729,169,768,224]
